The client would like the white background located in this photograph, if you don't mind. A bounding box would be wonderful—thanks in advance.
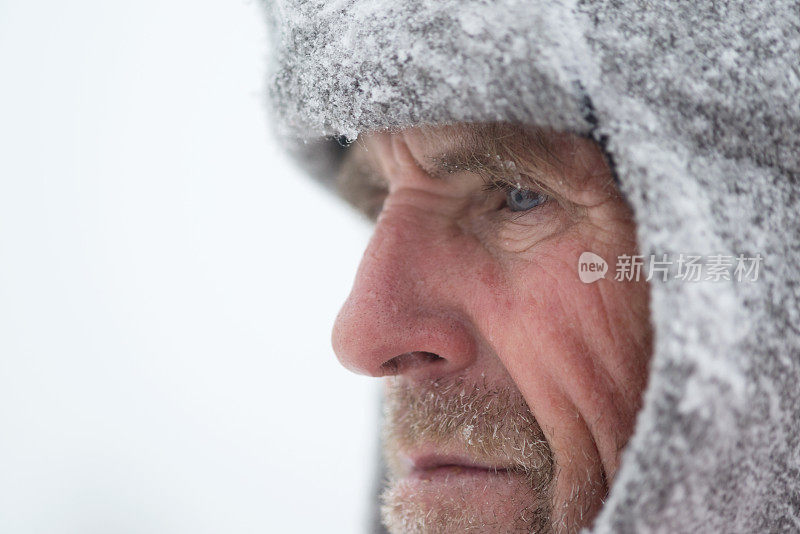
[0,1,378,532]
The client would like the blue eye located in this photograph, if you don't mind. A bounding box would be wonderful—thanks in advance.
[506,187,548,212]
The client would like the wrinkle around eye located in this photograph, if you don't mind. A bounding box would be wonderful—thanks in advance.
[474,197,578,257]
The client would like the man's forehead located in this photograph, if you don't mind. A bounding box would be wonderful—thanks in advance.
[368,123,548,157]
[401,122,494,152]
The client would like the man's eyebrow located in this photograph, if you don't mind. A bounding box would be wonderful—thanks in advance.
[421,147,515,179]
[417,129,561,185]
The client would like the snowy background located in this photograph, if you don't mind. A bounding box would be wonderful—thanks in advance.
[0,0,377,532]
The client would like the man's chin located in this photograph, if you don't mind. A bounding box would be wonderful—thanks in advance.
[380,470,551,534]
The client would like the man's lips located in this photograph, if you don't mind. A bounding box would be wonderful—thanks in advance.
[402,453,514,479]
[390,450,537,512]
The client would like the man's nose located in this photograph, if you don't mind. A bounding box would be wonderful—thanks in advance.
[331,203,477,379]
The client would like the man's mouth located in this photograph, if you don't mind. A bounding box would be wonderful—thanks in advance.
[380,379,556,531]
[402,453,516,481]
[386,449,537,521]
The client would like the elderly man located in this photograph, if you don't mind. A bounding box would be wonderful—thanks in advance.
[333,123,651,532]
[265,1,800,533]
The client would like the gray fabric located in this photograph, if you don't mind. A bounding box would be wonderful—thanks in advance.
[264,0,800,532]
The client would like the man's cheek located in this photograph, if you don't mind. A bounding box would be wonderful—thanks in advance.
[488,244,623,391]
[480,259,577,368]
[469,230,622,376]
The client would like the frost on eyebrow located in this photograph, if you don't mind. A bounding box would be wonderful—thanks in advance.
[428,150,541,188]
[420,124,559,183]
[421,125,578,211]
[424,124,622,219]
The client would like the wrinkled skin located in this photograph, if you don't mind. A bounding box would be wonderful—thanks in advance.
[331,123,652,533]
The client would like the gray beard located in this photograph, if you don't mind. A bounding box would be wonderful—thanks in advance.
[379,376,556,533]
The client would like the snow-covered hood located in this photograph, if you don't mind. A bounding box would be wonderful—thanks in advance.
[264,0,800,531]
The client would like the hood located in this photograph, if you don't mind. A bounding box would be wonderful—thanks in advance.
[265,0,800,531]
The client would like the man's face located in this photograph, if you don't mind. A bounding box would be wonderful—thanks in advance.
[331,123,652,533]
